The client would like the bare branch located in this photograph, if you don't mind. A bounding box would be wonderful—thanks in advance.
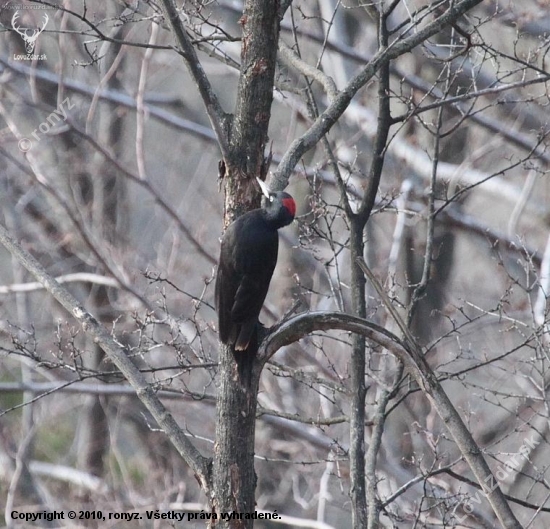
[278,41,338,103]
[272,0,486,190]
[159,0,231,159]
[260,311,522,529]
[29,461,108,493]
[0,273,119,294]
[0,221,212,494]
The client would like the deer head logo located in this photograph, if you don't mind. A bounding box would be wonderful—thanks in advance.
[12,11,49,55]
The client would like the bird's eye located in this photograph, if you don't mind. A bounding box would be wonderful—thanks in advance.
[269,196,274,202]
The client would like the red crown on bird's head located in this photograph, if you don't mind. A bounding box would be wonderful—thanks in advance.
[282,196,296,218]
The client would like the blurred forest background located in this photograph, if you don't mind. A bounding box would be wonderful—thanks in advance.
[1,0,550,527]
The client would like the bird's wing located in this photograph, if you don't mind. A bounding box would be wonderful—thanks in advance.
[230,226,278,324]
[230,270,273,324]
[215,259,237,344]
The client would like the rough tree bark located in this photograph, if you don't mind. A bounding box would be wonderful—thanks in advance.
[211,0,282,526]
[160,0,283,520]
[348,219,368,528]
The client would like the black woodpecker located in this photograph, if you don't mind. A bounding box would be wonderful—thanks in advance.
[215,177,296,352]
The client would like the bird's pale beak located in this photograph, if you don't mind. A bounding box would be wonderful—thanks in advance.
[256,177,270,198]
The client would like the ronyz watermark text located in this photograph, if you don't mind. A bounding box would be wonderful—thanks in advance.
[18,98,75,152]
[453,434,539,522]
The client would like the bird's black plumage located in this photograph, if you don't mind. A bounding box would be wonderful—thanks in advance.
[215,188,296,352]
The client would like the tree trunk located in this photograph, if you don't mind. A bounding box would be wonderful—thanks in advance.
[349,219,368,528]
[212,0,281,525]
[212,348,261,527]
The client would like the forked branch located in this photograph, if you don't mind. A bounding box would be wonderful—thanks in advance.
[260,310,523,529]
